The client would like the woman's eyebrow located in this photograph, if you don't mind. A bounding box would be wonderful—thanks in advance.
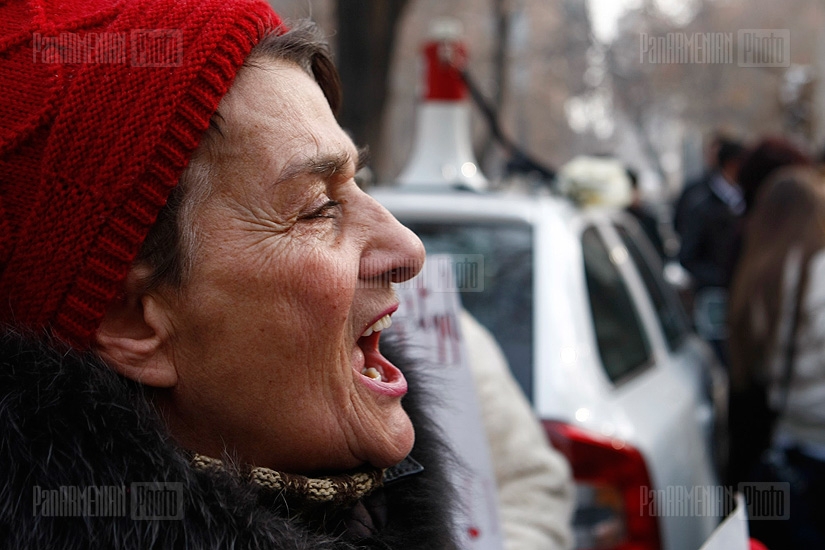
[275,150,357,185]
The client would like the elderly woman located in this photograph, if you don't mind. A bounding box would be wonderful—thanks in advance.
[0,0,456,547]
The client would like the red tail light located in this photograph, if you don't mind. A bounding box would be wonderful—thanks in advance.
[543,420,662,550]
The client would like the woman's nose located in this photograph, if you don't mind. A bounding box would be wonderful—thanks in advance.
[358,194,426,285]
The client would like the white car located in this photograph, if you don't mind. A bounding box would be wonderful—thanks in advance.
[372,188,727,550]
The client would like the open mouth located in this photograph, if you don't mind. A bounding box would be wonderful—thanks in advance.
[355,311,407,398]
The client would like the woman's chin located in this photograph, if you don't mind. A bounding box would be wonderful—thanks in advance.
[361,410,415,468]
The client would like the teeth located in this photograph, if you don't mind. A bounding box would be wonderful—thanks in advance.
[361,314,392,337]
[361,367,383,380]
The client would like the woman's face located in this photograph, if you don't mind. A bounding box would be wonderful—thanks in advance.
[155,59,425,474]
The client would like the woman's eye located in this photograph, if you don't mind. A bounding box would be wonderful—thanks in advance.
[301,200,341,220]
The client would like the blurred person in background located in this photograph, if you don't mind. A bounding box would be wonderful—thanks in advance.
[677,138,745,291]
[732,136,812,274]
[461,310,575,550]
[726,136,812,487]
[673,132,726,238]
[624,167,666,259]
[677,138,745,366]
[0,0,458,547]
[737,136,812,216]
[728,167,825,548]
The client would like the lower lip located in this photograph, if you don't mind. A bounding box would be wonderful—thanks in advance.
[356,342,408,398]
[358,370,407,398]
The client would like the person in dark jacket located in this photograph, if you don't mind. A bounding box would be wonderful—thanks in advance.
[677,139,745,291]
[624,167,666,259]
[673,132,725,240]
[0,1,456,547]
[676,139,745,366]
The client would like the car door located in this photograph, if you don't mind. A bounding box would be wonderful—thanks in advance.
[586,216,720,549]
[610,214,727,473]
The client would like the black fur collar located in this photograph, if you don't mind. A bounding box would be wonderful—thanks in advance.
[0,331,457,549]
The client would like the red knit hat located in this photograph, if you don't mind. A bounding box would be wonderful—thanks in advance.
[0,0,282,346]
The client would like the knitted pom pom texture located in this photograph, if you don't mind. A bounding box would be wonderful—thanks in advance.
[0,0,281,346]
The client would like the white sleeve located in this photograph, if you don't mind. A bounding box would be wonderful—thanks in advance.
[461,310,575,550]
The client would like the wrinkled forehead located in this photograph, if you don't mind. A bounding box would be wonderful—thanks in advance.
[201,59,356,182]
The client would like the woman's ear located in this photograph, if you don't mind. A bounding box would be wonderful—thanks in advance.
[95,265,178,388]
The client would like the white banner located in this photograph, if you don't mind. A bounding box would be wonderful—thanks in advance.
[698,493,751,550]
[389,255,504,550]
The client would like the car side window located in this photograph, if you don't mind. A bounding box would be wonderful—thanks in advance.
[582,226,651,383]
[615,222,690,351]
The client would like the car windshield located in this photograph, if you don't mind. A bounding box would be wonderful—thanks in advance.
[403,221,535,399]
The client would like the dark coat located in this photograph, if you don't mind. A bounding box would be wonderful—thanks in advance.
[0,331,458,549]
[676,174,743,289]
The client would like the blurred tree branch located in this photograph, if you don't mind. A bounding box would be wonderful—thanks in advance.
[335,0,409,167]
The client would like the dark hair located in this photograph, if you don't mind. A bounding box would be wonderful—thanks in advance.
[737,136,812,214]
[136,20,341,289]
[716,138,744,170]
